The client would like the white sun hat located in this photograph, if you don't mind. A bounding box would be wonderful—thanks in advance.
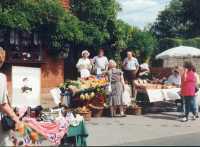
[81,50,90,57]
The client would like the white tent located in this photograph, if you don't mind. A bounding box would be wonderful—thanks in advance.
[156,46,200,59]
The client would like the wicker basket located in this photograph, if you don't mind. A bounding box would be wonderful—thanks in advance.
[126,106,143,115]
[78,111,92,121]
[133,107,142,115]
[89,104,104,117]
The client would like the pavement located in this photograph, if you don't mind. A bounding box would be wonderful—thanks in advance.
[120,132,200,146]
[85,112,200,146]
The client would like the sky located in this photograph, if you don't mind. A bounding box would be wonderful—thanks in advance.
[117,0,172,29]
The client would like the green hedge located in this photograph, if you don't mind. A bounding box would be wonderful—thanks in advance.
[157,37,200,53]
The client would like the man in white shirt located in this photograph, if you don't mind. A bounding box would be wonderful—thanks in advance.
[123,51,139,98]
[165,68,181,87]
[93,49,108,75]
[123,53,139,71]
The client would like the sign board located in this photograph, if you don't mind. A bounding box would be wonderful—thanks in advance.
[12,66,41,107]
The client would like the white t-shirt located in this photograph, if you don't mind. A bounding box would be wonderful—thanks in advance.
[166,74,181,86]
[0,73,8,104]
[76,58,92,78]
[123,57,139,71]
[76,58,92,71]
[93,56,108,70]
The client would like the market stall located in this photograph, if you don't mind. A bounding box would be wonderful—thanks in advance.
[135,79,181,103]
[59,75,109,119]
[8,106,88,146]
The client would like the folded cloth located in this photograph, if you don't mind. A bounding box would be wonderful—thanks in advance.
[66,113,84,127]
[23,117,69,145]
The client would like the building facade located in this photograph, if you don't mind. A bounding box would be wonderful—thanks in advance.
[1,0,70,107]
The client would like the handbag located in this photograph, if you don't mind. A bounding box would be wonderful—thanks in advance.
[0,95,15,131]
[1,114,15,131]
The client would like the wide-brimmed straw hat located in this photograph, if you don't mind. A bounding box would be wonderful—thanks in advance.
[81,50,90,57]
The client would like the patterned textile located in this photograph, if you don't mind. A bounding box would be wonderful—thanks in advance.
[23,117,69,145]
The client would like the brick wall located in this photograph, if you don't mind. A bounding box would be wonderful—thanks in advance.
[163,58,200,75]
[41,50,64,107]
[150,67,173,79]
[1,50,64,107]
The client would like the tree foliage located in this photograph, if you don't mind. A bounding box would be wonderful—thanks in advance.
[128,30,157,62]
[0,0,157,61]
[151,0,200,39]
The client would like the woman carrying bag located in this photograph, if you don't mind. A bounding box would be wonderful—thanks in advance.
[107,60,126,117]
[0,47,22,145]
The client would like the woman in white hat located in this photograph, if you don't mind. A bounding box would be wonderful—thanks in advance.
[76,50,92,78]
[0,47,22,145]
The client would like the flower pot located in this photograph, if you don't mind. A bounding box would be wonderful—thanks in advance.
[89,104,104,117]
[133,107,142,115]
[126,106,143,115]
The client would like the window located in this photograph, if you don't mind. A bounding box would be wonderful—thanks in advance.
[0,29,43,63]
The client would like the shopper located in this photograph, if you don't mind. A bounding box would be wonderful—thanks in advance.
[92,49,108,75]
[123,51,139,98]
[181,62,197,122]
[76,50,92,78]
[108,60,125,117]
[0,47,21,145]
[192,66,200,118]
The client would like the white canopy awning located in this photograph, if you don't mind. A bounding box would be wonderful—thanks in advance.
[156,46,200,60]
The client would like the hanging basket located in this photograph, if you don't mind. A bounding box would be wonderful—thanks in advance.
[89,104,104,117]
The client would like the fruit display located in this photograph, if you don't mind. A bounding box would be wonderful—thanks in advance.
[79,92,95,100]
[60,76,108,94]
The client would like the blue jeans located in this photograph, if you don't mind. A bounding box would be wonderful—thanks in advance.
[184,96,196,118]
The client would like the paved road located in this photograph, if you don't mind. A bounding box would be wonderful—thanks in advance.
[120,132,200,146]
[86,113,200,146]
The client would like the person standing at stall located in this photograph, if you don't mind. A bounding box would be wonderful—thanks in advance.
[192,66,200,118]
[165,67,181,87]
[123,51,139,98]
[92,49,109,76]
[108,60,125,117]
[181,62,197,122]
[76,50,92,78]
[0,47,21,145]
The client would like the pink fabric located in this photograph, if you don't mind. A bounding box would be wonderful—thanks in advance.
[181,71,196,96]
[23,117,69,145]
[18,106,28,118]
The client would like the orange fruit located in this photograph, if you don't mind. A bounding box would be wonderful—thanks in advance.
[30,131,39,142]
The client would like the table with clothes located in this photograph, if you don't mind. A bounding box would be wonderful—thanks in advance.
[61,121,88,146]
[7,106,88,146]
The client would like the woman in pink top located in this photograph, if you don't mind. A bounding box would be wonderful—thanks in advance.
[181,62,197,122]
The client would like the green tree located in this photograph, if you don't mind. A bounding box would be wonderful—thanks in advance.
[70,0,121,51]
[151,0,186,39]
[70,0,120,30]
[128,30,157,62]
[151,0,200,39]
